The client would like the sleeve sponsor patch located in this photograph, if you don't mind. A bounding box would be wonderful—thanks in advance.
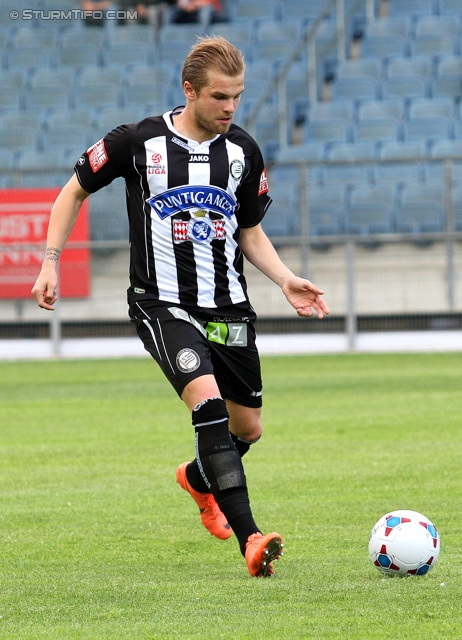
[258,169,269,196]
[87,139,108,173]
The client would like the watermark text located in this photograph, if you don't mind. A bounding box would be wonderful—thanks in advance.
[10,9,138,21]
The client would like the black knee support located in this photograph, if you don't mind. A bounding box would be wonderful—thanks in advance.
[192,398,247,494]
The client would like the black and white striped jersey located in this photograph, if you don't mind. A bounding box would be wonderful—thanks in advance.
[74,109,272,312]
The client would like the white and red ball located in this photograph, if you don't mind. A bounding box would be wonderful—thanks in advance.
[369,510,440,576]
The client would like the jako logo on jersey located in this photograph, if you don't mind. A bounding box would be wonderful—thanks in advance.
[87,139,108,173]
[189,155,209,162]
[147,185,235,220]
[258,169,269,196]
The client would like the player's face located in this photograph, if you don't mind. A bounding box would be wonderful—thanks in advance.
[188,70,245,138]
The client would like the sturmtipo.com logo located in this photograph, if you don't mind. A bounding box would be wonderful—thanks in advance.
[9,9,138,21]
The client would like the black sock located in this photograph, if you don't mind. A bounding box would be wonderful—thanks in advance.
[216,488,261,556]
[185,459,209,494]
[230,432,251,457]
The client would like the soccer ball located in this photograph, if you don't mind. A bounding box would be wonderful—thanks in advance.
[368,510,440,576]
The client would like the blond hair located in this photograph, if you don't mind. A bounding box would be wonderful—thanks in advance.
[181,36,245,93]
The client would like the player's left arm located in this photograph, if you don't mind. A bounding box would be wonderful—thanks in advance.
[238,223,329,319]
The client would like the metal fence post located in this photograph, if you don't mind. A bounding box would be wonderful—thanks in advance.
[346,238,357,350]
[444,159,456,310]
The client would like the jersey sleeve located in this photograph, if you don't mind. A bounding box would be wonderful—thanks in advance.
[234,141,272,229]
[74,124,134,193]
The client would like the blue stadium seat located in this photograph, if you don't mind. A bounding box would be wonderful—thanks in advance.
[436,55,462,78]
[358,99,404,121]
[262,183,298,238]
[430,139,462,158]
[281,0,328,21]
[0,111,44,131]
[347,184,395,234]
[23,86,72,111]
[231,0,280,22]
[365,17,411,38]
[284,61,310,108]
[47,108,96,130]
[0,127,39,151]
[101,43,152,67]
[78,66,125,87]
[31,67,77,89]
[302,119,352,145]
[431,75,462,98]
[94,106,147,138]
[328,141,376,160]
[0,69,28,91]
[306,185,346,237]
[6,45,55,70]
[106,25,156,46]
[408,97,455,119]
[386,55,433,79]
[308,100,355,122]
[331,76,379,101]
[72,83,121,109]
[89,179,129,242]
[122,84,170,112]
[361,34,408,59]
[379,140,427,160]
[61,28,107,50]
[381,75,429,100]
[353,119,401,144]
[58,45,102,68]
[410,35,457,57]
[451,186,462,230]
[404,117,452,142]
[438,0,462,16]
[43,125,91,152]
[414,15,459,36]
[389,0,436,19]
[275,142,326,163]
[378,141,427,183]
[251,39,296,65]
[211,23,253,49]
[397,185,445,233]
[256,19,302,45]
[12,27,58,48]
[336,57,383,80]
[0,87,22,111]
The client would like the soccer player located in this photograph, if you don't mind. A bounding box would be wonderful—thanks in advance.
[32,36,329,577]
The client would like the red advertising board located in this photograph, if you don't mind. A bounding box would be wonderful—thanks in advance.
[0,188,90,299]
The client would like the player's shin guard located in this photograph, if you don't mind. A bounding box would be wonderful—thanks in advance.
[192,398,245,495]
[192,398,260,552]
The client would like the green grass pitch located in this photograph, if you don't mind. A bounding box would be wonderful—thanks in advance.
[1,352,461,639]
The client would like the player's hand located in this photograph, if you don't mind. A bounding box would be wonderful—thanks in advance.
[31,268,58,311]
[282,277,330,319]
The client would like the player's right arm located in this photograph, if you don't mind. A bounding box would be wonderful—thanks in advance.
[32,174,90,310]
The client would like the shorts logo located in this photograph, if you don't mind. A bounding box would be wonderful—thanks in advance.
[87,139,108,173]
[176,348,200,373]
[230,159,244,182]
[77,155,85,166]
[258,169,269,196]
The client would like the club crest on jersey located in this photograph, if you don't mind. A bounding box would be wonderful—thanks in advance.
[230,159,244,182]
[146,185,235,220]
[173,215,226,244]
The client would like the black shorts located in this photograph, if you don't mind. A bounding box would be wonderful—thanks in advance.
[128,300,263,408]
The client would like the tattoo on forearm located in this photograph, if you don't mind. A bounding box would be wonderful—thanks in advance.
[44,247,61,263]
